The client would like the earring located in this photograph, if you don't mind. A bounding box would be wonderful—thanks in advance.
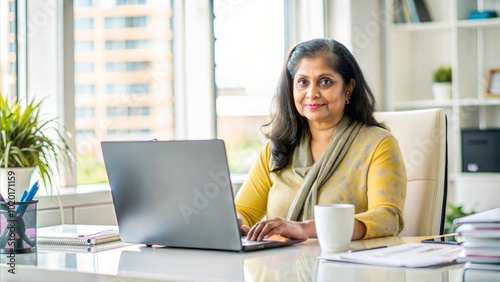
[346,100,350,104]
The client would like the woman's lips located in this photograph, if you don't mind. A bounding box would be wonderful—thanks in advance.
[306,103,325,110]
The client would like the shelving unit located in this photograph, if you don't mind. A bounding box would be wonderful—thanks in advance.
[384,0,500,211]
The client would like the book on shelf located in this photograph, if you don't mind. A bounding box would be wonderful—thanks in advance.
[413,0,431,22]
[397,0,431,23]
[37,240,130,253]
[463,261,500,282]
[393,0,407,23]
[37,224,120,246]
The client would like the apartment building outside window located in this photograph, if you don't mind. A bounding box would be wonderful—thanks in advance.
[74,0,173,185]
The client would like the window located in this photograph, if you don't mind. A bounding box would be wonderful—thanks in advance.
[214,0,285,174]
[75,84,95,95]
[0,0,17,96]
[74,0,93,7]
[74,18,94,30]
[117,0,147,5]
[104,16,148,29]
[105,40,150,50]
[106,61,150,72]
[106,83,149,94]
[75,62,95,73]
[76,107,95,117]
[75,41,94,52]
[74,2,173,185]
[107,106,150,116]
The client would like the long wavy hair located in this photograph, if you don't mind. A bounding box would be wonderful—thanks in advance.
[263,38,386,172]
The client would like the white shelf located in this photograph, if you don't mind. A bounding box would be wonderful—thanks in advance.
[457,17,500,28]
[394,99,453,110]
[385,0,500,181]
[394,98,500,109]
[392,21,452,32]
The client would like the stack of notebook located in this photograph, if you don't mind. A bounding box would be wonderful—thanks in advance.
[454,208,500,281]
[37,224,126,253]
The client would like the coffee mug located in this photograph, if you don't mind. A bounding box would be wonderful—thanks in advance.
[314,204,354,253]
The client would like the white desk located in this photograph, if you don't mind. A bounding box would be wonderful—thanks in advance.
[1,237,465,281]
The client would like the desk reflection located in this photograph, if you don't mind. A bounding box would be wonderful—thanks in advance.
[116,237,455,282]
[117,244,318,281]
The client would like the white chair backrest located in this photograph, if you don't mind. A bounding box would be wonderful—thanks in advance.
[374,109,447,236]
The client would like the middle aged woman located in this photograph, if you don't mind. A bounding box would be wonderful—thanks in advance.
[235,38,407,241]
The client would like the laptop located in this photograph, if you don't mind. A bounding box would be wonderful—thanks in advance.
[101,139,304,252]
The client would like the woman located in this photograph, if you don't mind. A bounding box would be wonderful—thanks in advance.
[235,38,407,241]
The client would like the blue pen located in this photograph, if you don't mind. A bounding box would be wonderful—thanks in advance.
[24,180,39,201]
[15,180,39,214]
[20,190,28,202]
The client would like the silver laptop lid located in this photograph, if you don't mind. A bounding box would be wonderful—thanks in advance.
[101,139,243,251]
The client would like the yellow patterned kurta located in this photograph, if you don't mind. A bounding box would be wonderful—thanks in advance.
[235,125,407,239]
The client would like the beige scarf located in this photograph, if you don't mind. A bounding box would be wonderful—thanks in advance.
[286,115,363,220]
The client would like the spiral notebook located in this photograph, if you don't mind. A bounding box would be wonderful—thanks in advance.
[37,240,129,253]
[37,224,120,246]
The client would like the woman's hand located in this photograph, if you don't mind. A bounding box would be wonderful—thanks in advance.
[237,214,251,234]
[246,218,310,241]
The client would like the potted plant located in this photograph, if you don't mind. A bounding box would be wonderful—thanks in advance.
[0,95,74,200]
[432,66,452,101]
[444,203,475,234]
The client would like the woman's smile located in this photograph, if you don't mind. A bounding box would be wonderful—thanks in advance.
[305,103,325,110]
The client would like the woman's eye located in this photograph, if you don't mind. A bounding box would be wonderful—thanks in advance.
[320,78,333,87]
[297,79,308,87]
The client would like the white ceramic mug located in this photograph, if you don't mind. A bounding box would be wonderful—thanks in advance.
[314,204,355,253]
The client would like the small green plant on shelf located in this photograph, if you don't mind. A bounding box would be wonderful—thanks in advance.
[444,203,475,234]
[433,66,452,83]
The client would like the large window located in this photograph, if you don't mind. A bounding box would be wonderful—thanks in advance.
[213,0,285,174]
[74,1,173,185]
[0,0,17,97]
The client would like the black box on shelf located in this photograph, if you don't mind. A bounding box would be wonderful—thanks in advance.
[461,128,500,173]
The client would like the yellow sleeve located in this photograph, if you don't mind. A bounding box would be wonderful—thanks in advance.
[234,142,273,227]
[354,136,407,238]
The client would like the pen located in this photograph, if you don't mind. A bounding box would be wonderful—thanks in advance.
[348,245,388,253]
[20,190,28,202]
[15,180,39,214]
[24,180,39,202]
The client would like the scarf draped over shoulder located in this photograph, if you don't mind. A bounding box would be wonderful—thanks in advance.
[286,115,363,220]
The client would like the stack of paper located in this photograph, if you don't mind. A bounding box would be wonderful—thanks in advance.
[37,224,125,253]
[454,208,500,281]
[319,243,462,268]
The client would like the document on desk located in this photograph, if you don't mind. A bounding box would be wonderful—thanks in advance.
[320,243,463,268]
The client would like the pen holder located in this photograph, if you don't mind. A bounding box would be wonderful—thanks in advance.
[0,200,38,254]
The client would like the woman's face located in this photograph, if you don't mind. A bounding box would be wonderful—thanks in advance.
[293,56,354,127]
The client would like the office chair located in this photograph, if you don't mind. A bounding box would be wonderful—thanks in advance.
[374,108,448,236]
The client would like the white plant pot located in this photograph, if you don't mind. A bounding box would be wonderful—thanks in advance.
[432,82,452,101]
[0,167,35,202]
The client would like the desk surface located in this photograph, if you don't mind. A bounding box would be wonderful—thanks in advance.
[1,236,465,282]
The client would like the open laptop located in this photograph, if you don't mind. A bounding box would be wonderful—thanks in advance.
[101,139,304,252]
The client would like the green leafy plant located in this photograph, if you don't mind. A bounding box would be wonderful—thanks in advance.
[0,95,74,194]
[444,203,475,234]
[433,66,452,83]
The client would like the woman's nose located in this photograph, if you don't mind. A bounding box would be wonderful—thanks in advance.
[305,84,320,99]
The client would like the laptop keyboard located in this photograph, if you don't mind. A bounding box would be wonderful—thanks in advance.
[241,237,268,246]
